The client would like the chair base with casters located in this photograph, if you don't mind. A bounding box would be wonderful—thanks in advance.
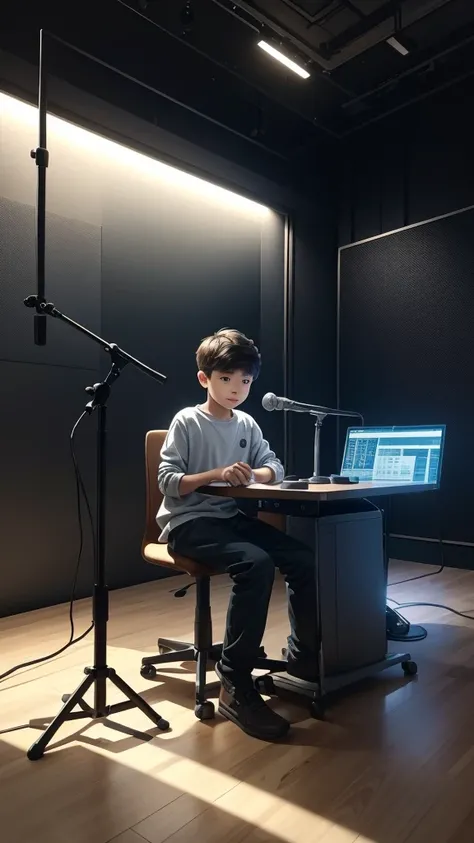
[140,572,287,720]
[141,430,287,721]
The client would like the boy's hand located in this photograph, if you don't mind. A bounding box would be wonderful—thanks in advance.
[221,462,252,486]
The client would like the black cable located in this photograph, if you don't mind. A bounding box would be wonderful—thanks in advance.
[0,411,94,684]
[70,411,96,559]
[388,597,474,621]
[368,492,471,635]
[387,484,445,587]
[388,559,444,587]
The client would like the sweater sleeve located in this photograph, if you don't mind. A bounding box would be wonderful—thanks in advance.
[158,416,189,498]
[250,420,284,484]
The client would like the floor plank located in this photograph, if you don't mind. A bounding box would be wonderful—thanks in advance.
[1,563,474,843]
[107,831,146,843]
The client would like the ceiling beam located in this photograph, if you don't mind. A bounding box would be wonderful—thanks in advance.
[319,0,406,58]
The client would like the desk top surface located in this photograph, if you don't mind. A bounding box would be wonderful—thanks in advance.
[202,480,438,501]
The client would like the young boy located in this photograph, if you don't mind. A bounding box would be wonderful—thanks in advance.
[157,329,318,740]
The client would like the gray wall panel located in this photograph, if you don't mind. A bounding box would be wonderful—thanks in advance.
[0,196,101,369]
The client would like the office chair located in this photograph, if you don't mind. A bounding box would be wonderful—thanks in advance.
[140,430,287,720]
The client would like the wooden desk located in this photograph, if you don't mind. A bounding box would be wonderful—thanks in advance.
[203,480,437,501]
[202,480,437,716]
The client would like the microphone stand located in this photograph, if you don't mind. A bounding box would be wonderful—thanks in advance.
[306,406,363,484]
[23,299,169,760]
[309,412,328,483]
[262,394,361,483]
[30,28,48,346]
[24,30,169,761]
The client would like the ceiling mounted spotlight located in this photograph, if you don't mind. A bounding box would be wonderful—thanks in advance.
[257,40,310,79]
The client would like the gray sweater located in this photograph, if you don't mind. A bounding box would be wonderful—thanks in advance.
[157,406,284,541]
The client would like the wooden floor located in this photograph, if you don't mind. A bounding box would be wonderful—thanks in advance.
[1,561,474,843]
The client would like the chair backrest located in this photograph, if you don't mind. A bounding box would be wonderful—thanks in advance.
[143,430,167,550]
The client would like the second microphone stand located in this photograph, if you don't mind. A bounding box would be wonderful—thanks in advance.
[307,406,363,484]
[25,299,169,761]
[309,412,329,483]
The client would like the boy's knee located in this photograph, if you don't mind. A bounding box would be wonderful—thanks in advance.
[230,548,274,583]
[252,550,275,581]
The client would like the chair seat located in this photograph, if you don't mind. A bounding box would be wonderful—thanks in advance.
[143,542,215,578]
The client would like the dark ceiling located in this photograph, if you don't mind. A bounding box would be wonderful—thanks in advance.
[117,0,474,136]
[131,0,474,136]
[1,0,474,166]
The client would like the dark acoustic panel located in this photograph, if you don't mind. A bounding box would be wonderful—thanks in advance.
[339,206,474,547]
[0,197,101,370]
[291,206,337,479]
[0,361,97,617]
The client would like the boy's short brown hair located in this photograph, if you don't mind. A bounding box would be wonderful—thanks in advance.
[196,328,261,379]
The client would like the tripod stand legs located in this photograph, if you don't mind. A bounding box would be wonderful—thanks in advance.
[108,669,169,726]
[27,671,95,760]
[27,667,169,761]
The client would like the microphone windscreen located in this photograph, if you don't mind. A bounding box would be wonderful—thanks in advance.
[262,392,278,411]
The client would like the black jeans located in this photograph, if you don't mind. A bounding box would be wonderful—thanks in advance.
[168,513,317,685]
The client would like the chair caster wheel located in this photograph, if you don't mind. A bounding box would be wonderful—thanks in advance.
[402,660,418,677]
[310,699,325,720]
[157,718,170,731]
[61,694,71,703]
[195,701,215,720]
[140,664,157,679]
[27,745,44,761]
[254,674,275,695]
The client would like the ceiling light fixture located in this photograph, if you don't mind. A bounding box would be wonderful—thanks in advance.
[257,40,310,79]
[387,4,410,56]
[386,35,409,56]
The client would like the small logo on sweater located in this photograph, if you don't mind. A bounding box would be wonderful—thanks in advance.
[240,438,247,448]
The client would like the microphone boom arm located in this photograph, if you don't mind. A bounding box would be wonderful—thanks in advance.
[305,405,361,420]
[24,296,166,384]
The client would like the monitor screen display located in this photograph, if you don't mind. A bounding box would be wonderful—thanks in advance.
[341,425,445,484]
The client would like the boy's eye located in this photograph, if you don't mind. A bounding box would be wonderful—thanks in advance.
[220,376,230,382]
[242,379,250,385]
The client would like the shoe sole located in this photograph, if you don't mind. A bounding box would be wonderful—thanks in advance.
[218,701,290,741]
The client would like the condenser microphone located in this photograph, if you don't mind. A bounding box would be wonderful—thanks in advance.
[262,392,363,420]
[262,392,327,414]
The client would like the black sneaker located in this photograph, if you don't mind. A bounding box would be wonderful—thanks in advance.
[216,663,290,741]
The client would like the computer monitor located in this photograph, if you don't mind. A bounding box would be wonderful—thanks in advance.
[340,425,446,485]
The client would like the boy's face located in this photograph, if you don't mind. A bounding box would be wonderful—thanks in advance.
[198,369,253,411]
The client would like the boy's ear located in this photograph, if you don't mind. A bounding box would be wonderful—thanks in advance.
[197,370,209,389]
